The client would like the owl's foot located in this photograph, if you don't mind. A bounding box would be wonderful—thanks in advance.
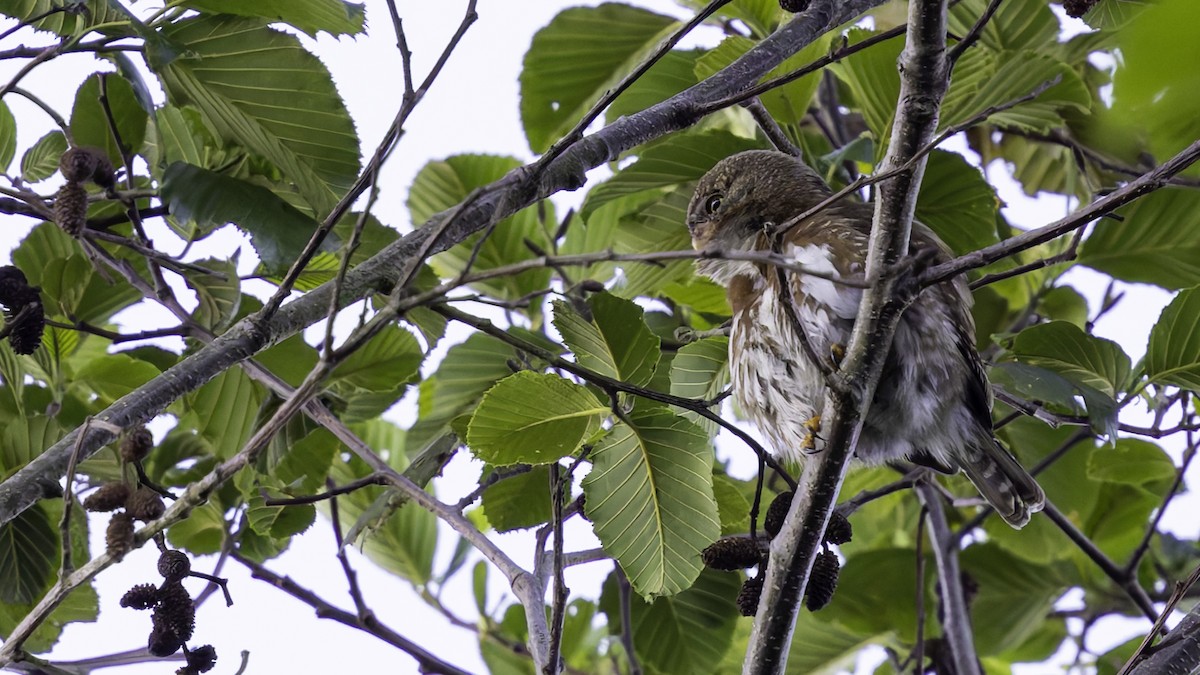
[830,343,845,366]
[801,414,822,452]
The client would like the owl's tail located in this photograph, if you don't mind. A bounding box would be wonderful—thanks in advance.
[956,438,1045,529]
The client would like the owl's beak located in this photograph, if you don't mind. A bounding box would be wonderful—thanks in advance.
[688,219,715,250]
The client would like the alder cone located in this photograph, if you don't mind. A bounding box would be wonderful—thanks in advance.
[53,181,88,236]
[126,486,166,521]
[7,295,45,355]
[83,482,131,512]
[121,583,160,610]
[824,511,853,545]
[106,512,135,558]
[158,549,191,582]
[185,644,218,673]
[702,537,762,570]
[763,491,793,538]
[0,266,28,306]
[736,574,764,617]
[804,550,840,611]
[153,582,195,643]
[121,426,154,463]
[779,0,810,12]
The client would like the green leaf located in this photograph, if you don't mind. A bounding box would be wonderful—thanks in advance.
[1081,0,1151,30]
[69,73,148,165]
[915,150,1001,256]
[148,104,220,178]
[481,465,556,532]
[167,501,227,554]
[947,0,1060,53]
[184,256,241,331]
[1087,438,1176,487]
[582,410,719,598]
[161,163,329,274]
[467,372,606,466]
[0,100,15,172]
[0,503,55,604]
[20,131,67,183]
[0,0,127,36]
[247,495,316,539]
[608,188,697,298]
[606,49,701,124]
[669,336,728,438]
[1009,321,1131,397]
[153,15,360,215]
[330,325,424,391]
[553,293,660,388]
[829,28,904,143]
[407,154,552,304]
[183,368,264,458]
[582,130,761,218]
[328,454,438,586]
[410,333,516,448]
[520,3,675,153]
[613,568,740,673]
[960,543,1067,655]
[677,0,782,38]
[178,0,365,37]
[826,548,925,638]
[1145,286,1200,389]
[940,50,1090,133]
[712,473,750,535]
[694,33,832,125]
[1081,189,1200,290]
[1111,0,1200,159]
[1,416,61,474]
[74,353,161,402]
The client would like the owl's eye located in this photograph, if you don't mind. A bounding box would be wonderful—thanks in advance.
[705,194,723,214]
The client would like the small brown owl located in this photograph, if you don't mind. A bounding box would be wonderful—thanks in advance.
[686,150,1044,528]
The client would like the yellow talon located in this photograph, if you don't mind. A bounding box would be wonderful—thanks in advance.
[802,414,822,451]
[830,343,845,366]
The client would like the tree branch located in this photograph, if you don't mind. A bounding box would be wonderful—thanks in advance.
[916,482,981,675]
[744,0,950,671]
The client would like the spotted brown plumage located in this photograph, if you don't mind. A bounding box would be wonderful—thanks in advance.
[686,150,1045,528]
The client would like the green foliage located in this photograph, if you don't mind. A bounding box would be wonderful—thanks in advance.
[468,372,606,465]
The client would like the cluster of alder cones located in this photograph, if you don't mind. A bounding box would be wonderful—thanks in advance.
[0,265,44,355]
[53,146,114,236]
[120,549,217,673]
[82,426,165,559]
[701,491,851,616]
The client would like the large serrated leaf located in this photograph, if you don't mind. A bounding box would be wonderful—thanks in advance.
[20,131,67,183]
[410,333,515,448]
[0,0,127,36]
[520,3,675,153]
[941,50,1090,133]
[1080,188,1200,290]
[152,15,360,215]
[407,154,552,305]
[183,368,264,458]
[960,543,1068,655]
[161,162,329,274]
[669,336,728,438]
[1087,438,1175,487]
[829,28,904,144]
[582,130,761,219]
[1008,321,1131,397]
[69,73,147,166]
[605,49,701,125]
[178,0,365,37]
[947,0,1061,53]
[915,150,1001,256]
[467,372,606,466]
[694,32,831,125]
[0,502,55,604]
[330,325,424,392]
[0,100,15,173]
[582,411,719,598]
[1145,286,1200,389]
[481,464,556,532]
[553,292,660,388]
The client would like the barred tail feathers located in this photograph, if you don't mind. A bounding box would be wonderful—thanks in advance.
[956,438,1046,529]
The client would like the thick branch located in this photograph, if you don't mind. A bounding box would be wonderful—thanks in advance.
[744,0,949,672]
[916,483,981,675]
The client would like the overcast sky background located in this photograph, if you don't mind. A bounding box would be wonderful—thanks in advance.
[0,1,1193,673]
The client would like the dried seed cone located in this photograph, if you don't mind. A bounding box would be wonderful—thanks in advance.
[702,537,762,571]
[126,486,166,521]
[763,491,793,538]
[7,297,44,355]
[59,147,102,182]
[83,482,131,512]
[1063,0,1097,18]
[804,550,840,611]
[158,550,192,582]
[120,583,160,610]
[779,0,810,12]
[736,574,764,617]
[106,512,135,559]
[148,620,183,657]
[154,582,196,643]
[121,426,154,463]
[54,181,88,236]
[824,511,853,545]
[0,266,28,306]
[186,644,217,673]
[90,152,116,189]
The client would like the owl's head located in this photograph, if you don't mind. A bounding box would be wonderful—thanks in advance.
[686,150,831,253]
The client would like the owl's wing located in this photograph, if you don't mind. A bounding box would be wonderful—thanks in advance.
[948,283,994,431]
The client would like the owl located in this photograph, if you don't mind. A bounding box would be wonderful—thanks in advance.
[686,150,1044,528]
